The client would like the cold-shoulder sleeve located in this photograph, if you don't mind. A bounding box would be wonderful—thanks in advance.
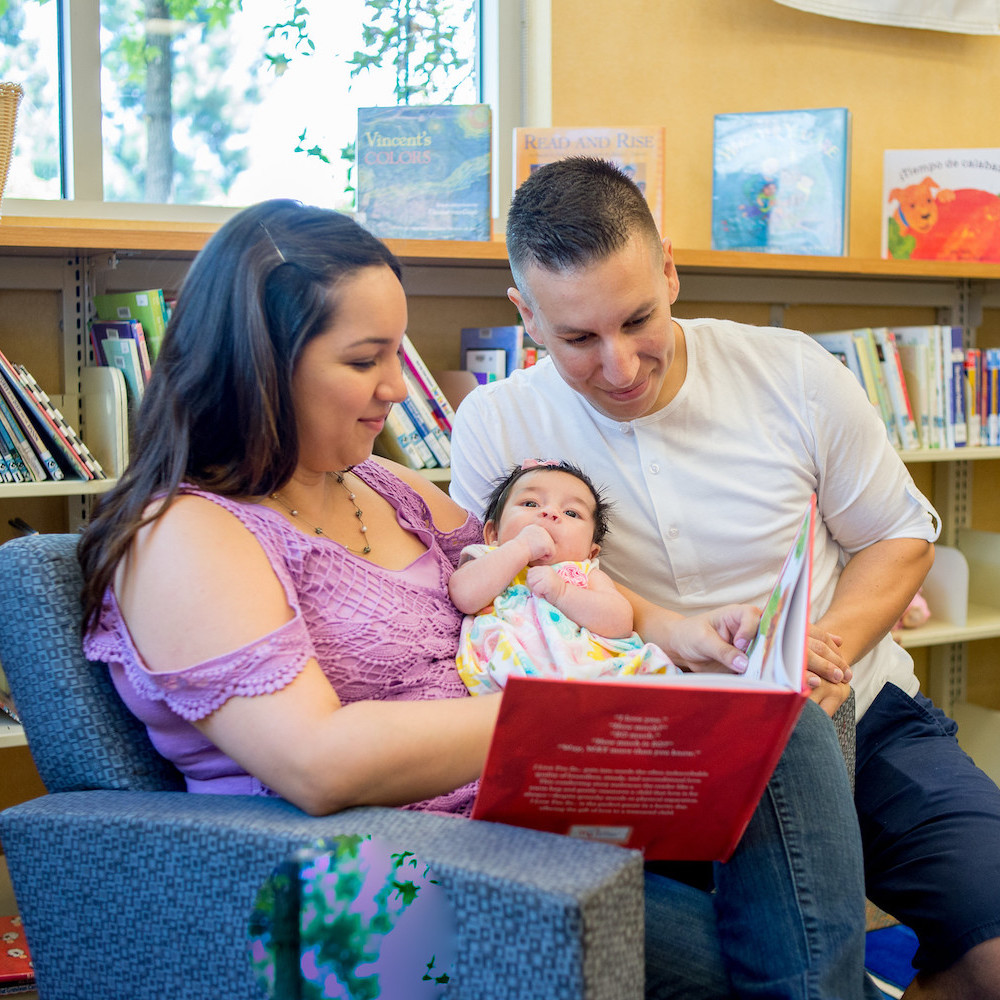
[84,590,315,721]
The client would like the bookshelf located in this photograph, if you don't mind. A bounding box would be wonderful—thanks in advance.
[1,217,999,764]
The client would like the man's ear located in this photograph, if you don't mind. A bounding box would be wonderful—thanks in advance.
[483,520,500,545]
[661,237,681,305]
[508,286,541,345]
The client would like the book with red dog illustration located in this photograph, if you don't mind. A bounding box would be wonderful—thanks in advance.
[883,148,1000,262]
[472,497,817,862]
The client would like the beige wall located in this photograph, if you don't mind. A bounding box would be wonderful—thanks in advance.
[549,0,1000,257]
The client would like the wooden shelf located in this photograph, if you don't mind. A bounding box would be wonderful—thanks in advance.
[0,478,117,499]
[898,603,1000,649]
[4,217,1000,280]
[900,446,1000,464]
[0,715,27,750]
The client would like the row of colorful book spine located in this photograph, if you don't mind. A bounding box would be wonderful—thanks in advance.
[0,344,106,483]
[810,326,997,450]
[374,336,458,470]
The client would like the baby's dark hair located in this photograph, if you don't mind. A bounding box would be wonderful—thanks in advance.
[483,461,613,546]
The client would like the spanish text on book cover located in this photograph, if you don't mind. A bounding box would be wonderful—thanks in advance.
[513,126,665,233]
[356,104,491,241]
[883,148,1000,263]
[711,107,850,256]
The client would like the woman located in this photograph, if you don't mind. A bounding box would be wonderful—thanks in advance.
[78,200,874,998]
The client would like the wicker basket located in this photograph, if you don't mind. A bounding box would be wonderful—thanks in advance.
[0,82,25,218]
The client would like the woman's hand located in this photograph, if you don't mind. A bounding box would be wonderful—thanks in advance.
[657,603,761,674]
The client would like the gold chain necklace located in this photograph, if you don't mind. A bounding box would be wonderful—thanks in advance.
[270,471,372,556]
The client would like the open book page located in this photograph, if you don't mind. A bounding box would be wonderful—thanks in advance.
[742,495,816,687]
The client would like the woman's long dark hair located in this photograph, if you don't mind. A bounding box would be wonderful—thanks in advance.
[78,199,401,632]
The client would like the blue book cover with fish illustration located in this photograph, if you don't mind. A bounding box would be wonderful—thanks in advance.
[711,107,850,256]
[356,104,491,241]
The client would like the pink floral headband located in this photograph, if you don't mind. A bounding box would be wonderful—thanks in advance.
[520,458,562,470]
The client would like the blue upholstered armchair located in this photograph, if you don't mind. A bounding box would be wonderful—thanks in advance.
[0,533,647,1000]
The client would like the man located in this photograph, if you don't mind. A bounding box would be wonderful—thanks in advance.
[450,157,1000,998]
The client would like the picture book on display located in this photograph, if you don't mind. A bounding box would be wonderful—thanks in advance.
[472,497,816,862]
[356,104,491,241]
[883,148,1000,262]
[711,107,850,256]
[513,126,665,233]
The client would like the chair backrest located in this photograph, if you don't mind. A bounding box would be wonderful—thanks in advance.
[0,533,183,793]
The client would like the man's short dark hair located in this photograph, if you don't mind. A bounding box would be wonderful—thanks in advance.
[505,157,662,298]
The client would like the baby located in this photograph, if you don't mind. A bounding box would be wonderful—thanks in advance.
[449,459,678,694]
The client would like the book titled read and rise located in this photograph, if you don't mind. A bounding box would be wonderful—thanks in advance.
[473,497,817,862]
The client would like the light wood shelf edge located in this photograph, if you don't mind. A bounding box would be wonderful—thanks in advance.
[897,602,1000,649]
[900,446,1000,464]
[0,716,27,750]
[4,218,1000,279]
[0,478,117,499]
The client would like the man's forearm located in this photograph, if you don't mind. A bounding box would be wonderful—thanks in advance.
[813,537,934,666]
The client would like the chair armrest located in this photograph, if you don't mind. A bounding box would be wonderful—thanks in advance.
[1,790,644,1000]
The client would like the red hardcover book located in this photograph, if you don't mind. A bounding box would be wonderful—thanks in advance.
[472,497,816,862]
[0,915,35,995]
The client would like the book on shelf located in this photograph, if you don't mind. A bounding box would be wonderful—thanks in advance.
[808,330,865,387]
[463,349,506,385]
[894,329,936,449]
[0,346,95,481]
[0,686,20,725]
[985,348,1000,447]
[460,326,524,379]
[811,326,984,450]
[472,497,816,862]
[356,104,492,241]
[375,404,434,470]
[400,368,451,468]
[15,364,106,479]
[400,334,457,435]
[512,125,666,233]
[711,107,850,256]
[92,289,169,363]
[941,326,967,448]
[90,318,153,384]
[98,337,146,406]
[852,328,902,449]
[0,397,34,482]
[872,328,920,451]
[0,915,34,995]
[882,148,1000,263]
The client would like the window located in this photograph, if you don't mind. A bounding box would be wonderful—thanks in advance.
[0,0,60,200]
[0,0,523,217]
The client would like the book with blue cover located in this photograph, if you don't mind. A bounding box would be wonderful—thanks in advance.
[356,104,491,241]
[711,107,850,256]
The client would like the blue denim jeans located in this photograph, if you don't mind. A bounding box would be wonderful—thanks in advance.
[643,699,880,999]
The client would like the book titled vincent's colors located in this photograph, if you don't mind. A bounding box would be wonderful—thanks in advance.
[711,107,850,256]
[883,148,1000,263]
[356,104,491,241]
[513,126,666,233]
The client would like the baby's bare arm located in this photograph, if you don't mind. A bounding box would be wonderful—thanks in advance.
[448,525,554,613]
[527,565,634,638]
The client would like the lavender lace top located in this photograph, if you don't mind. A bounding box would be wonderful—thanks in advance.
[83,460,484,815]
